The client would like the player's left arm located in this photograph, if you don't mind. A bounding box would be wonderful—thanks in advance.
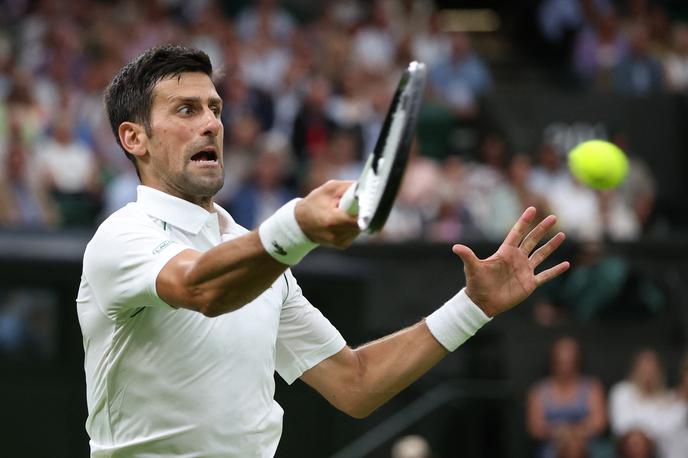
[300,321,446,418]
[301,207,569,418]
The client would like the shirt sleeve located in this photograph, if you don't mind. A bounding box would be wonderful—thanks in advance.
[82,212,189,320]
[275,270,347,384]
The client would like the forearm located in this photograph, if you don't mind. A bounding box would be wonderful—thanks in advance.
[160,197,329,316]
[350,321,448,416]
[179,231,288,315]
[304,289,491,418]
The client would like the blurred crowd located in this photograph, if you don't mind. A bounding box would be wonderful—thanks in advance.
[526,337,688,458]
[386,338,688,458]
[0,0,681,243]
[538,0,688,94]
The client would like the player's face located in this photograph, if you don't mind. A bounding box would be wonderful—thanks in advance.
[145,72,224,202]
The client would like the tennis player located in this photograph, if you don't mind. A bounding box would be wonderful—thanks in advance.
[77,45,569,457]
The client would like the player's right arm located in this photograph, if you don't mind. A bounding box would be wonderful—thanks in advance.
[157,180,359,317]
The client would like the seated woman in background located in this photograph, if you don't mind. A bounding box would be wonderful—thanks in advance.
[610,349,688,458]
[527,336,607,458]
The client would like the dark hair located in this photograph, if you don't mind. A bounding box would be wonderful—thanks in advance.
[104,44,213,167]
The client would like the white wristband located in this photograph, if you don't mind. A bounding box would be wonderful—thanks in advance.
[425,288,493,352]
[259,198,318,265]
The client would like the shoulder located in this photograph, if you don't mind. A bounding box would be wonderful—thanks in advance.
[609,381,634,400]
[581,376,605,396]
[83,203,165,268]
[530,378,552,396]
[88,203,159,246]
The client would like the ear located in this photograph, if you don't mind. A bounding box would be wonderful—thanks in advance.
[118,122,148,158]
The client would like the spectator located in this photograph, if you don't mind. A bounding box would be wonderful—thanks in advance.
[537,0,607,64]
[272,42,313,138]
[291,75,336,162]
[380,148,442,241]
[308,4,355,82]
[527,336,607,458]
[611,133,656,232]
[227,132,296,229]
[662,354,688,458]
[543,172,601,241]
[216,114,262,205]
[220,73,274,133]
[529,142,571,197]
[463,134,509,237]
[0,123,57,227]
[479,154,551,241]
[0,33,11,99]
[239,28,291,95]
[644,4,672,58]
[382,0,435,43]
[609,349,686,458]
[597,188,641,241]
[427,156,481,242]
[101,168,138,222]
[351,0,397,74]
[235,0,295,43]
[326,64,369,142]
[617,429,656,458]
[428,32,492,118]
[573,7,628,89]
[3,76,46,152]
[664,23,688,92]
[359,75,393,156]
[36,117,100,226]
[613,22,664,96]
[188,4,226,72]
[411,11,452,69]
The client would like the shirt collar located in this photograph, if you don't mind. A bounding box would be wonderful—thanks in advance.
[136,185,217,234]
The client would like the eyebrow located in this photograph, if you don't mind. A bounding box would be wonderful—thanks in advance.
[167,95,223,108]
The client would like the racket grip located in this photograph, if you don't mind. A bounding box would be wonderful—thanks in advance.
[338,182,359,216]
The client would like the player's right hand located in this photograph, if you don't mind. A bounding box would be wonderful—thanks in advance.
[295,180,360,248]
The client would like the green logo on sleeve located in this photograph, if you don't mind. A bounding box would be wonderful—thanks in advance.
[153,240,176,254]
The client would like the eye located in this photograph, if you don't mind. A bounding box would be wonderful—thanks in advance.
[210,105,222,117]
[177,105,194,116]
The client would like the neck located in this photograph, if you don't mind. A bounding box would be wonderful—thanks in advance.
[554,374,578,386]
[143,181,216,213]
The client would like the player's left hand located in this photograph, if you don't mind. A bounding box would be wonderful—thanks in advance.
[453,207,570,317]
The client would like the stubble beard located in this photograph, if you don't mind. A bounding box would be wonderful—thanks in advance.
[177,164,225,198]
[175,139,225,198]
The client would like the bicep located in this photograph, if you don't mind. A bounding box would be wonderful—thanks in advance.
[156,248,204,311]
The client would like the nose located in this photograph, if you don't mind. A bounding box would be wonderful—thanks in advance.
[201,108,222,137]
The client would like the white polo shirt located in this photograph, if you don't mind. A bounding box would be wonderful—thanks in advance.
[77,186,346,457]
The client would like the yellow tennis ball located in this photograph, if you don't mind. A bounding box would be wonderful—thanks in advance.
[568,140,629,189]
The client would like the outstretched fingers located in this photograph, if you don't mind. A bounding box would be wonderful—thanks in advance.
[535,261,570,286]
[529,231,566,268]
[520,215,557,255]
[503,207,537,247]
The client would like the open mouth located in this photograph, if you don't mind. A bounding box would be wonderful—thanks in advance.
[190,148,218,163]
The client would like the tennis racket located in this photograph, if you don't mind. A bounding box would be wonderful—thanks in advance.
[338,61,427,233]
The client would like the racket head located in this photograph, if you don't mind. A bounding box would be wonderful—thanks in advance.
[358,61,427,233]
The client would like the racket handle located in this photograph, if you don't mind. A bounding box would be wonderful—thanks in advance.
[338,182,359,216]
